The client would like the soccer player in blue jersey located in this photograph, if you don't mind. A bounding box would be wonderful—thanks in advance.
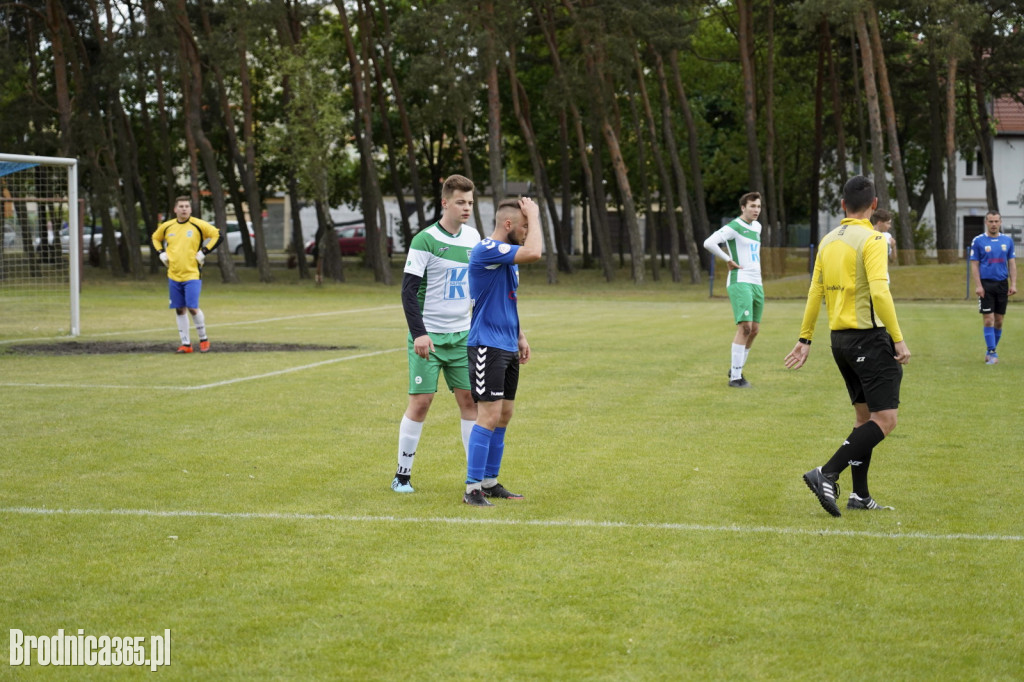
[461,196,543,507]
[703,192,763,388]
[970,210,1017,364]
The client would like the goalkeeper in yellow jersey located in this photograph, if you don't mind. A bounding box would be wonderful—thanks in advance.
[784,176,910,517]
[152,196,221,353]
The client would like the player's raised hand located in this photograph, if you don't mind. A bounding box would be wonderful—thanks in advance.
[159,252,169,266]
[519,196,539,220]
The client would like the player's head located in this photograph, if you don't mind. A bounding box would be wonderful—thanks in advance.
[871,208,893,232]
[440,175,475,225]
[842,176,877,215]
[494,198,527,245]
[739,192,761,223]
[985,210,1002,235]
[174,196,193,221]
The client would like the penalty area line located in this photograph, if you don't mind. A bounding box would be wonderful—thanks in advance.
[0,348,403,391]
[1,506,1020,543]
[0,305,401,346]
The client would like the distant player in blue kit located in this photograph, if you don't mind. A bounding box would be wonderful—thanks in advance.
[461,196,543,507]
[970,210,1017,364]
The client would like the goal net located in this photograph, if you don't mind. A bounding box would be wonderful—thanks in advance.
[0,153,80,339]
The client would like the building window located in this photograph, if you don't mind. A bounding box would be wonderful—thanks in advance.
[965,149,985,178]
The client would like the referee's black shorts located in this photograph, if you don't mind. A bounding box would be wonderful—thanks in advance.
[979,278,1009,316]
[830,328,902,411]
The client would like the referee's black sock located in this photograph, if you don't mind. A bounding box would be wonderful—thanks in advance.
[821,421,885,487]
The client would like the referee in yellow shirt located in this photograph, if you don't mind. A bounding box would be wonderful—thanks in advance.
[784,176,911,517]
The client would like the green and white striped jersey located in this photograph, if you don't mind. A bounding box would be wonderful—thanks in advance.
[404,222,481,333]
[704,218,762,287]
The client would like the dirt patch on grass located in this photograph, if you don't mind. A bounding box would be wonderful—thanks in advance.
[5,341,354,355]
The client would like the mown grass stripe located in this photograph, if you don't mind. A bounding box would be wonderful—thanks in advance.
[3,506,1019,543]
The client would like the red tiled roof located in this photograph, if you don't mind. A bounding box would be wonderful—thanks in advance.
[994,96,1024,134]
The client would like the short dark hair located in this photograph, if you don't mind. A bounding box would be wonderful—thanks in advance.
[843,176,875,214]
[441,174,474,200]
[739,192,761,208]
[871,209,892,225]
[174,195,192,206]
[495,198,522,227]
[986,209,1001,219]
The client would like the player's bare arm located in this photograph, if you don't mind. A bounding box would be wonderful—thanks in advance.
[513,197,543,264]
[970,261,984,298]
[518,331,531,364]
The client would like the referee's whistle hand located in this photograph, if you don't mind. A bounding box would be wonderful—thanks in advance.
[894,341,910,365]
[783,344,809,369]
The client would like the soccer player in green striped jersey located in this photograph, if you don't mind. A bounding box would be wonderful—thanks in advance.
[391,175,482,493]
[703,192,764,388]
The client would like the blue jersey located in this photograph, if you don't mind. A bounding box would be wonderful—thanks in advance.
[970,233,1016,281]
[467,239,521,352]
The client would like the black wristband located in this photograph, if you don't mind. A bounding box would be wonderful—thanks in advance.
[201,247,210,255]
[798,338,811,345]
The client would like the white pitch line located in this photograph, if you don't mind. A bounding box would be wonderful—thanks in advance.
[0,305,401,345]
[1,506,1019,543]
[0,348,403,391]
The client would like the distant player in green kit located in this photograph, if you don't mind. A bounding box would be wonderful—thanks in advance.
[703,192,764,388]
[391,175,481,493]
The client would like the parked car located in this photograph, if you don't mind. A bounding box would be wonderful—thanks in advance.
[33,225,118,254]
[223,220,255,255]
[304,222,393,257]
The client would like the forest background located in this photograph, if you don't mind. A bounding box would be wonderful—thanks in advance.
[1,0,1023,287]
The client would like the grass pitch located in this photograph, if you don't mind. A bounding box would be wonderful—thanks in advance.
[1,264,1022,680]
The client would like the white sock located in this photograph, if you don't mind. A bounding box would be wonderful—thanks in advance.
[465,482,482,494]
[461,419,475,462]
[483,477,498,488]
[744,347,751,364]
[176,313,190,345]
[397,416,423,477]
[731,343,746,380]
[191,309,207,340]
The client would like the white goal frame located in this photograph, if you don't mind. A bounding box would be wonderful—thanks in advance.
[0,153,80,337]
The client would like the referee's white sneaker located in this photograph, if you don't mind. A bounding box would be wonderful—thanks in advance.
[847,493,894,510]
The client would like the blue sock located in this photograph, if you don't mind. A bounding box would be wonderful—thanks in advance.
[465,425,493,484]
[994,328,1002,349]
[984,327,996,353]
[484,427,506,480]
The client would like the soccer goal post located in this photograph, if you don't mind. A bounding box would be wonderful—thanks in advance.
[0,153,80,338]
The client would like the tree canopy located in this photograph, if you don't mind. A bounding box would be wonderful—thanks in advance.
[2,0,1022,282]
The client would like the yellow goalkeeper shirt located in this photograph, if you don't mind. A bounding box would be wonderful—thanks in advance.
[152,217,221,282]
[799,218,903,343]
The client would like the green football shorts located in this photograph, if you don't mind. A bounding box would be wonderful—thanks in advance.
[728,282,764,324]
[407,331,471,394]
